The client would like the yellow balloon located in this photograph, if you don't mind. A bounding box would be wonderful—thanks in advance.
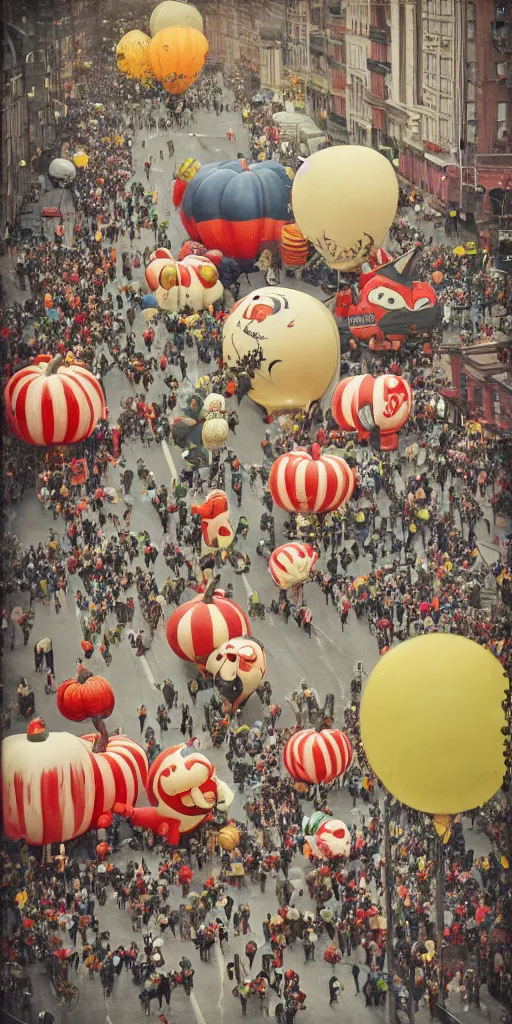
[177,157,201,182]
[73,151,88,169]
[222,287,339,413]
[150,0,203,36]
[360,635,506,815]
[291,145,399,271]
[116,30,153,84]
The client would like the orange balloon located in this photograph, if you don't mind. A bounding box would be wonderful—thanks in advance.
[432,270,444,284]
[148,26,208,95]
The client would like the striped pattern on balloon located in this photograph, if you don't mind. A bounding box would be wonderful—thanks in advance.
[4,354,106,446]
[283,728,352,785]
[2,726,148,846]
[331,373,413,451]
[166,581,251,664]
[269,443,354,514]
[269,542,319,589]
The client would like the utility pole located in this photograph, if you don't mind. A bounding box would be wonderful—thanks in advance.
[435,835,446,1008]
[383,797,397,1024]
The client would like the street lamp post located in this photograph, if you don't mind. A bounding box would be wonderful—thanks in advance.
[435,835,446,1008]
[383,797,397,1024]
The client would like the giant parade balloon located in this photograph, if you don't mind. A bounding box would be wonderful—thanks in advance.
[360,635,506,814]
[150,0,203,35]
[5,353,106,446]
[156,254,224,312]
[331,374,413,451]
[348,248,440,352]
[148,26,208,95]
[206,636,267,712]
[175,159,293,263]
[2,720,147,845]
[222,287,338,412]
[48,158,76,186]
[269,444,354,514]
[283,728,352,785]
[116,30,153,84]
[291,146,399,271]
[269,543,319,589]
[166,580,251,663]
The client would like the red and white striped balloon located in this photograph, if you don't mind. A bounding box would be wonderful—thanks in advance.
[2,727,148,846]
[269,542,319,590]
[269,443,354,514]
[283,728,352,785]
[166,586,251,664]
[4,354,106,446]
[331,374,413,451]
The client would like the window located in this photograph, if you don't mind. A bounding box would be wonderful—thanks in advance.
[467,61,476,83]
[493,391,502,416]
[467,101,476,121]
[473,387,483,410]
[497,62,507,78]
[440,77,452,95]
[440,0,452,15]
[497,100,508,138]
[440,58,452,76]
[460,372,467,392]
[467,3,475,40]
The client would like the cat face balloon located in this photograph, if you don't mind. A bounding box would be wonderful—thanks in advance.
[222,287,338,412]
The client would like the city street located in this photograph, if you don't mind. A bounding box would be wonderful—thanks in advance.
[1,76,506,1024]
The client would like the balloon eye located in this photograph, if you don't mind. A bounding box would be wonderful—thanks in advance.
[198,265,217,285]
[226,653,237,662]
[160,265,177,289]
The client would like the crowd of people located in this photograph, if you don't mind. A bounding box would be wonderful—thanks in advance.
[1,29,511,1024]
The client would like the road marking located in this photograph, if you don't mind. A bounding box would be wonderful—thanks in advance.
[190,991,208,1024]
[242,575,253,597]
[161,439,178,485]
[139,654,159,692]
[314,623,346,656]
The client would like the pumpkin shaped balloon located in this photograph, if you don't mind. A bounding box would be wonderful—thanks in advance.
[148,26,208,95]
[57,672,115,722]
[166,578,250,663]
[269,443,354,513]
[4,353,106,446]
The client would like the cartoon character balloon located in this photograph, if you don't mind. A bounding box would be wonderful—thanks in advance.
[206,636,267,712]
[116,30,153,84]
[155,254,224,312]
[222,288,339,412]
[348,249,440,351]
[148,26,208,95]
[114,742,233,845]
[291,146,398,271]
[331,374,413,451]
[191,489,235,549]
[150,0,203,36]
[315,819,351,859]
[175,159,294,264]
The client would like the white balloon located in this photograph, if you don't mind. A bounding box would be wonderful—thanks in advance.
[150,0,203,36]
[48,158,77,183]
[222,286,339,412]
[292,146,398,271]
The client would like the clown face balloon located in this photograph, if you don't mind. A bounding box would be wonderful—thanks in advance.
[315,819,351,859]
[222,287,339,412]
[206,636,266,712]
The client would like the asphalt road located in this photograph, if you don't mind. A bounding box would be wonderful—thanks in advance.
[2,85,499,1024]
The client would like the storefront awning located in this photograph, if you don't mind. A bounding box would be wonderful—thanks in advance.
[424,152,458,168]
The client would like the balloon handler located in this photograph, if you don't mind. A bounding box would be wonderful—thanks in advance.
[114,740,233,846]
